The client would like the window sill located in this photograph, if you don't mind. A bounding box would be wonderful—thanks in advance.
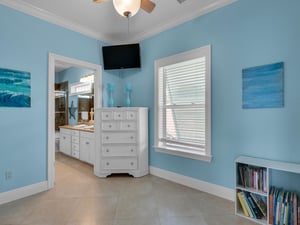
[154,146,212,162]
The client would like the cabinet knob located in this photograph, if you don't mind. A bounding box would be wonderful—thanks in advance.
[86,142,89,145]
[63,137,66,139]
[130,136,134,139]
[128,124,131,128]
[109,124,112,128]
[106,149,109,152]
[106,136,109,140]
[106,114,108,118]
[131,149,134,152]
[106,162,110,166]
[130,162,134,166]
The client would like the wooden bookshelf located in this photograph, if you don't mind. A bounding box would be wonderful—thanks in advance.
[235,156,300,225]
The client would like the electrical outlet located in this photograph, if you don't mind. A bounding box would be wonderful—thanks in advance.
[5,170,12,180]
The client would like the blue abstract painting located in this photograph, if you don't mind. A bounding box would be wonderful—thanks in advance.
[0,68,31,107]
[242,62,284,109]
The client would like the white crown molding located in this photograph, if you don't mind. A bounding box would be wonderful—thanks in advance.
[150,166,235,201]
[0,0,237,44]
[0,0,112,43]
[128,0,238,43]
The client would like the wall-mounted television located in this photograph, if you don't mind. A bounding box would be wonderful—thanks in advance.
[102,43,141,70]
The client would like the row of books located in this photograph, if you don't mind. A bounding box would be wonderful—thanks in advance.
[237,163,267,193]
[269,186,300,225]
[237,190,267,219]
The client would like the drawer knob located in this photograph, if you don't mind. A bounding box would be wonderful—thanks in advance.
[106,115,108,118]
[106,162,110,166]
[86,142,89,145]
[128,125,131,128]
[131,149,134,152]
[106,136,109,140]
[106,149,109,152]
[130,162,134,166]
[130,136,134,139]
[109,125,112,128]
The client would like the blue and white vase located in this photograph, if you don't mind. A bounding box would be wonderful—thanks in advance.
[125,83,132,107]
[107,83,115,107]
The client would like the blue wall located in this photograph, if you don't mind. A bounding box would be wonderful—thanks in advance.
[0,4,122,192]
[1,0,300,193]
[124,0,300,189]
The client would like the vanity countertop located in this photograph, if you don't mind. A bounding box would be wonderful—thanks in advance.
[59,124,94,133]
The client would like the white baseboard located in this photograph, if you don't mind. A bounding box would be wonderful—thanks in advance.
[0,181,48,205]
[150,166,235,201]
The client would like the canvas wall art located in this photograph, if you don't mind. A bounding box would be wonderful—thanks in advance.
[242,62,284,109]
[0,68,31,107]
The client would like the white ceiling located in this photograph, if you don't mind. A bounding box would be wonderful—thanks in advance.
[1,0,236,44]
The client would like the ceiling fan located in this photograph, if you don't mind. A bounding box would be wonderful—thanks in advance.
[93,0,156,18]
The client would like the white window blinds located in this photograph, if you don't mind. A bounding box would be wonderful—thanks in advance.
[155,45,211,161]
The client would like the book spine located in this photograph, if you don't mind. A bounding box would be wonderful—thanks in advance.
[237,192,250,217]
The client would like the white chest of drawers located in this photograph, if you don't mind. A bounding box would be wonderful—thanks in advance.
[94,107,148,178]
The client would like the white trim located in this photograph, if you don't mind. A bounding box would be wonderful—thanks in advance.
[48,53,102,190]
[130,0,238,43]
[154,45,211,162]
[154,146,212,162]
[150,166,234,201]
[0,0,237,44]
[0,0,105,42]
[0,181,48,205]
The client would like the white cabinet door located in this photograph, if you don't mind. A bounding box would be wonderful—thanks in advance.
[60,133,71,155]
[80,135,95,165]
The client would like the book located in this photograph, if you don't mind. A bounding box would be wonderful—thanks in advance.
[241,191,255,218]
[292,192,297,225]
[237,191,250,217]
[246,192,263,219]
[250,192,267,217]
[270,187,275,224]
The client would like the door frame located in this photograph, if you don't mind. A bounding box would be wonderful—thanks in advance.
[47,53,102,189]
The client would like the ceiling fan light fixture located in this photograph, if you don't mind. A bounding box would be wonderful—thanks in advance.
[113,0,141,17]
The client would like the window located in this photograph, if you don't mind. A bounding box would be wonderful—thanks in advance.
[154,45,211,162]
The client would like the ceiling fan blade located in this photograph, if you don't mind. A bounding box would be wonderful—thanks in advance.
[93,0,109,3]
[140,0,156,13]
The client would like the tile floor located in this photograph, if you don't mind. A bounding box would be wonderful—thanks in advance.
[0,153,256,225]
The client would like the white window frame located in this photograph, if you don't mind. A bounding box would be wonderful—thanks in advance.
[154,45,212,162]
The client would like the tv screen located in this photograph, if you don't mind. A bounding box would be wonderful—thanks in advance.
[102,43,141,70]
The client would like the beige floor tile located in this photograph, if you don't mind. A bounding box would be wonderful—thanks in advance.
[113,217,161,225]
[115,194,158,219]
[0,153,257,225]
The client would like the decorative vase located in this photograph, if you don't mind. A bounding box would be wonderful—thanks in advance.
[107,83,115,107]
[125,83,132,107]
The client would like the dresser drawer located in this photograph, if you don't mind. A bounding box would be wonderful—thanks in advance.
[101,111,113,120]
[71,150,80,159]
[102,158,137,170]
[80,131,94,139]
[102,132,136,144]
[72,143,79,151]
[102,145,137,157]
[126,111,137,120]
[102,121,118,131]
[72,136,80,144]
[120,121,136,130]
[60,128,72,135]
[71,130,80,136]
[113,111,124,120]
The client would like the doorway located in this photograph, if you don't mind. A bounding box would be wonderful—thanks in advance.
[47,53,102,189]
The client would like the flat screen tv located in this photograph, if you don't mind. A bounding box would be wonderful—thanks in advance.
[102,43,141,70]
